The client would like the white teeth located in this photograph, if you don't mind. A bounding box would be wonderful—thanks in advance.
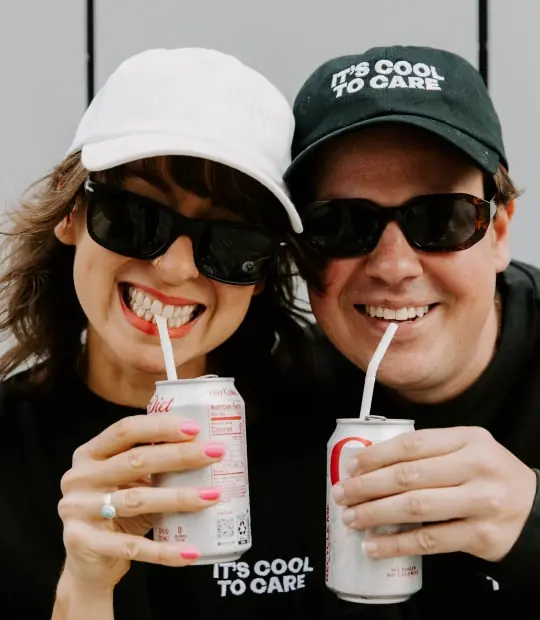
[395,308,409,321]
[125,285,200,328]
[150,300,163,316]
[364,304,430,321]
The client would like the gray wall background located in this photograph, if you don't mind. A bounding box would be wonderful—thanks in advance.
[0,0,536,323]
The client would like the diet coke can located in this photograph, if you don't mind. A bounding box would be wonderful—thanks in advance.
[326,417,422,604]
[148,375,251,564]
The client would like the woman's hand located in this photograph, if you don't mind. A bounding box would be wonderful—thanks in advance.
[57,414,224,590]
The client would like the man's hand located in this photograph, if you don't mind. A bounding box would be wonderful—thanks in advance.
[331,426,537,561]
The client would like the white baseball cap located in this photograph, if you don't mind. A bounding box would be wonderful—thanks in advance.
[68,47,303,233]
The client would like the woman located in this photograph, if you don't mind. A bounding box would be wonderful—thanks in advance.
[0,49,341,620]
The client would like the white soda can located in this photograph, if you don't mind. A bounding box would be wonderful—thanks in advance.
[326,417,422,604]
[148,375,251,564]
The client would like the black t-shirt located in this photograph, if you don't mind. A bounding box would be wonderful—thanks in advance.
[312,259,540,618]
[1,259,540,619]
[0,352,384,619]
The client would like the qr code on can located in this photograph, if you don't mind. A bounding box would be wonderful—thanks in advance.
[217,518,235,540]
[237,513,250,546]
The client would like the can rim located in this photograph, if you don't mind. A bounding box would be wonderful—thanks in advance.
[335,417,415,424]
[156,375,235,385]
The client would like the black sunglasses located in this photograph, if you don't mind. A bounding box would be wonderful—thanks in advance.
[300,193,497,258]
[84,179,284,286]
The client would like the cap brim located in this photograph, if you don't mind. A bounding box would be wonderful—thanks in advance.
[285,114,500,182]
[81,134,303,233]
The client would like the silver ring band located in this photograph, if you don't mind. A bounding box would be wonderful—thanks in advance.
[100,492,117,520]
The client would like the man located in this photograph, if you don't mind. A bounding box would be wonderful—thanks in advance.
[285,46,540,617]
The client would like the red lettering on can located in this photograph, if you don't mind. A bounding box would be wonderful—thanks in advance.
[147,395,174,414]
[329,436,372,485]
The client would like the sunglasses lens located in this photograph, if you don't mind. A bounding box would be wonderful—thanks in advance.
[303,195,485,256]
[87,188,172,258]
[198,226,276,284]
[303,201,380,256]
[86,182,277,285]
[406,196,479,249]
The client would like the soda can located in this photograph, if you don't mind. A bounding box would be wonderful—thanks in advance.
[326,416,422,604]
[148,375,251,564]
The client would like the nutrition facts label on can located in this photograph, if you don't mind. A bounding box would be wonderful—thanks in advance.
[208,400,248,500]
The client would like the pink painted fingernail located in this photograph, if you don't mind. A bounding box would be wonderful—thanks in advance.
[181,546,200,560]
[204,443,225,458]
[199,488,221,501]
[180,421,200,436]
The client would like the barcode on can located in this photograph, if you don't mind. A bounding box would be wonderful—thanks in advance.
[217,518,235,539]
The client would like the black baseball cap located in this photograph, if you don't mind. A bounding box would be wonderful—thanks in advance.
[285,46,507,181]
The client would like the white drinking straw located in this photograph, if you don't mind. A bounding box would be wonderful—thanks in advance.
[359,322,399,420]
[155,315,178,381]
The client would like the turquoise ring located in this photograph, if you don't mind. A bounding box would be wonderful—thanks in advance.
[100,492,116,520]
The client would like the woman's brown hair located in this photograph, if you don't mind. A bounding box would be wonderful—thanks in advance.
[0,153,312,403]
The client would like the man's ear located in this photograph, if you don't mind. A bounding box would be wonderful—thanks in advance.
[492,203,511,273]
[505,199,516,221]
[253,281,265,296]
[54,214,77,246]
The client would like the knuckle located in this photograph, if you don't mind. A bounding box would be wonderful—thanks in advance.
[395,463,421,488]
[120,540,141,561]
[58,494,81,522]
[158,544,171,564]
[111,416,138,442]
[57,497,75,521]
[126,449,145,470]
[405,493,427,518]
[123,489,144,510]
[469,426,493,444]
[62,521,86,550]
[60,469,80,495]
[474,521,498,548]
[400,432,424,457]
[71,444,89,466]
[356,504,375,527]
[175,488,189,508]
[390,537,404,556]
[347,475,363,498]
[176,443,200,468]
[415,528,438,553]
[474,454,498,478]
[478,485,505,515]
